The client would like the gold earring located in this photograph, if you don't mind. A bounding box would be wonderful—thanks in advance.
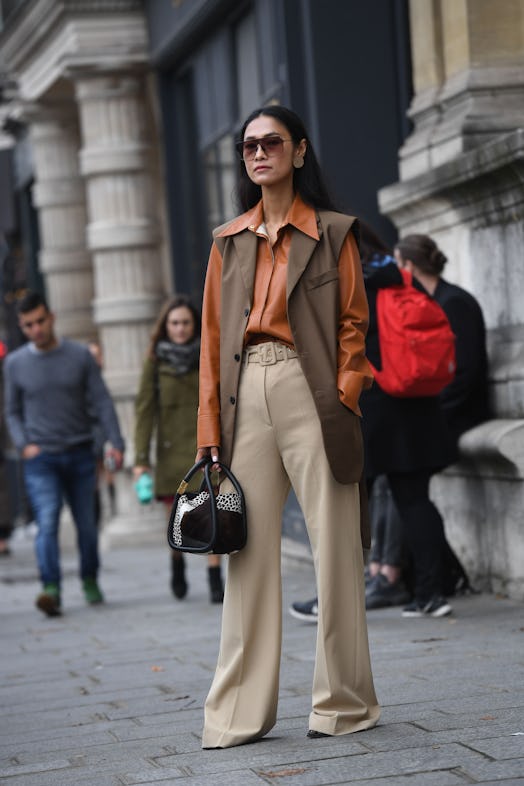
[293,155,304,169]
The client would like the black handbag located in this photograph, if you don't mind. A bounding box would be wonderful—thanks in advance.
[167,457,247,554]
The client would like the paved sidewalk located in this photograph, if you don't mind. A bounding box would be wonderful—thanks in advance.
[1,532,523,786]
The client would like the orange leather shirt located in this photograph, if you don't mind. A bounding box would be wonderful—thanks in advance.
[198,195,371,448]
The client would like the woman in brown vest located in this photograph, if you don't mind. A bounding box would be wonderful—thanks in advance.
[196,105,380,748]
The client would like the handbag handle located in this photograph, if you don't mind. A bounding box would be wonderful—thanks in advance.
[174,456,212,495]
[175,456,242,496]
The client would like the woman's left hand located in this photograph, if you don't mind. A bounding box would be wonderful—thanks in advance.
[195,446,220,472]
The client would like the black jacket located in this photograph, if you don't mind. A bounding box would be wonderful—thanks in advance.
[360,262,456,478]
[434,278,490,442]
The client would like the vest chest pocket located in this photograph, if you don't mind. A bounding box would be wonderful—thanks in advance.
[305,267,339,290]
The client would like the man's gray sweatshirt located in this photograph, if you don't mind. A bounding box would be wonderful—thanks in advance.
[3,339,125,454]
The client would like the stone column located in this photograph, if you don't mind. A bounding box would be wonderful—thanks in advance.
[400,0,524,178]
[28,103,95,341]
[74,70,166,544]
[398,0,444,179]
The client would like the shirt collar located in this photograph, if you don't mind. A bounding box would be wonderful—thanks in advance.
[216,194,320,240]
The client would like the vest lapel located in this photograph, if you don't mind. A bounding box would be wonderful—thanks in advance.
[286,230,319,300]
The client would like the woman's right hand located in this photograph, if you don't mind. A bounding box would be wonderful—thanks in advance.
[195,447,220,471]
[22,444,41,460]
[133,465,151,480]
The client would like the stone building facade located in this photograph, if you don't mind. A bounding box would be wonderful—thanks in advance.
[1,0,523,596]
[0,0,170,539]
[379,0,524,598]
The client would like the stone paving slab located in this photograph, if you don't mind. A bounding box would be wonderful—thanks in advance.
[122,767,266,785]
[459,758,524,782]
[1,538,523,785]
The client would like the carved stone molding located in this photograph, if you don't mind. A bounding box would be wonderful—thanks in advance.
[402,0,524,179]
[27,101,95,341]
[0,0,148,101]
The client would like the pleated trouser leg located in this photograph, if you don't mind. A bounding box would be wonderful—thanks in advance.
[202,357,380,748]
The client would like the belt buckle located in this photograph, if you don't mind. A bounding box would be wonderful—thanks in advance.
[259,343,277,365]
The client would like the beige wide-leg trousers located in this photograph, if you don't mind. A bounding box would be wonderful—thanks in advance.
[202,351,380,748]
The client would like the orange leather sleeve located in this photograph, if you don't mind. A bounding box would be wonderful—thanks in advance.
[197,242,222,448]
[337,232,374,415]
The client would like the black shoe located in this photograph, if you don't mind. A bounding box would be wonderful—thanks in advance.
[289,598,318,623]
[208,565,224,604]
[171,555,187,599]
[365,574,411,609]
[307,729,330,738]
[402,595,452,618]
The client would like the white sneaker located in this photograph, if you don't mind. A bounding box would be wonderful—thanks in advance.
[289,597,318,623]
[402,595,452,618]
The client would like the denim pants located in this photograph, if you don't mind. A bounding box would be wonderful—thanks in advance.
[23,446,98,586]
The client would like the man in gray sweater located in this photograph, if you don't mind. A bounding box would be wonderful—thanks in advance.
[3,292,125,616]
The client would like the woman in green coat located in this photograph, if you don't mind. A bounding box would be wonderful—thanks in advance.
[133,295,223,603]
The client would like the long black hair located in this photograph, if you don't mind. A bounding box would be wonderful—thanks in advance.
[235,105,338,213]
[359,222,393,265]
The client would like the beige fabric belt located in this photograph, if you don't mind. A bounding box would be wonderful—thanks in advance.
[243,341,298,366]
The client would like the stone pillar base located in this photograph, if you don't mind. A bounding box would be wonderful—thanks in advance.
[98,471,167,550]
[431,420,524,601]
[99,507,167,551]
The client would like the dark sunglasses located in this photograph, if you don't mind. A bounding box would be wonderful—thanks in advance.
[235,135,292,161]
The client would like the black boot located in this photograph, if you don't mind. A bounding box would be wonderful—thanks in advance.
[208,565,224,604]
[171,554,187,599]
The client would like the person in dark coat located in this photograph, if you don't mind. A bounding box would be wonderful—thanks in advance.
[291,224,457,620]
[392,235,490,597]
[0,340,14,556]
[363,230,486,611]
[359,233,456,618]
[394,235,490,443]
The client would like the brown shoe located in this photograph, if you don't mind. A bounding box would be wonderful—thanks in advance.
[35,584,61,617]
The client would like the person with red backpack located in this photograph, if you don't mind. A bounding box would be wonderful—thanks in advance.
[359,233,457,617]
[359,232,482,611]
[394,234,490,444]
[290,225,457,621]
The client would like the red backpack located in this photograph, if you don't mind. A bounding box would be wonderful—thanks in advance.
[370,268,456,397]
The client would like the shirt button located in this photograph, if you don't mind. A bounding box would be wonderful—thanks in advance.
[230,396,236,405]
[234,354,240,362]
[244,308,249,317]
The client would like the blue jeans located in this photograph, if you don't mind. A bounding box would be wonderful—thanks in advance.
[23,446,98,586]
